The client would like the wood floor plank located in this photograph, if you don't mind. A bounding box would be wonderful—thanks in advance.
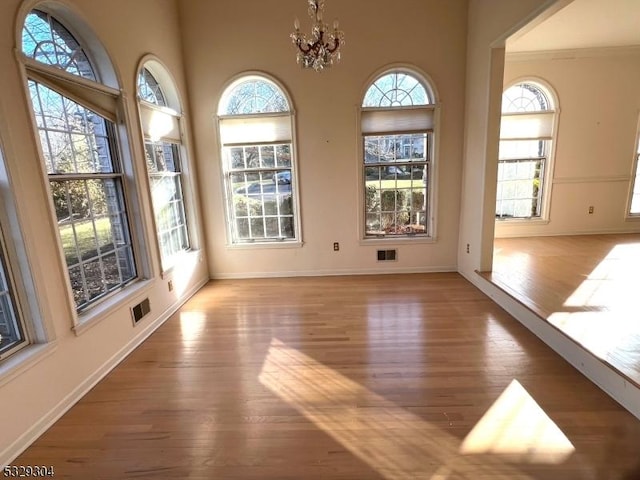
[12,273,640,479]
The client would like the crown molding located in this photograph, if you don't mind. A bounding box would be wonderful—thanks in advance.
[506,45,640,62]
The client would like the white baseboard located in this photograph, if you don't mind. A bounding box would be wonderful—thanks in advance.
[495,228,640,239]
[0,277,208,467]
[213,265,458,280]
[463,270,640,420]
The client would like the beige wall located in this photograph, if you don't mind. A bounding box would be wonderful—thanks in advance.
[0,0,208,463]
[179,0,468,278]
[496,49,640,237]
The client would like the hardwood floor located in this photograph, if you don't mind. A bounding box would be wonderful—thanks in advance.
[14,273,640,479]
[488,234,640,387]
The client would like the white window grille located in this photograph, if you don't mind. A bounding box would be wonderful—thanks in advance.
[137,66,190,270]
[361,71,436,238]
[497,82,556,220]
[22,9,137,311]
[217,76,299,244]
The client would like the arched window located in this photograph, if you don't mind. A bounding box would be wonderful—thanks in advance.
[497,81,557,220]
[217,75,299,244]
[361,70,436,238]
[137,62,191,270]
[21,8,137,313]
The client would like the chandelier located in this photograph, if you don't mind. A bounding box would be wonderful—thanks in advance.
[290,0,344,72]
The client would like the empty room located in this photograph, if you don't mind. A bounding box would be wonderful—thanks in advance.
[0,0,639,478]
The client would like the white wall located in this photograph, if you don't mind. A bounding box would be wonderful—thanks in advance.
[0,0,208,463]
[179,0,468,278]
[496,49,640,237]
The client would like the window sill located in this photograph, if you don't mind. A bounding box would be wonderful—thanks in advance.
[495,217,550,225]
[0,341,58,389]
[360,235,435,246]
[625,214,640,222]
[73,279,154,336]
[226,240,304,250]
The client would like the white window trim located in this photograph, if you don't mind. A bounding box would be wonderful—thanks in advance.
[216,73,303,247]
[0,102,55,368]
[136,56,204,277]
[17,10,150,328]
[73,279,153,336]
[496,78,560,224]
[136,83,193,274]
[356,66,440,243]
[625,113,640,219]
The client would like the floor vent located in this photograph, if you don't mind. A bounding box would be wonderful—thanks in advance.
[131,298,150,324]
[377,249,397,261]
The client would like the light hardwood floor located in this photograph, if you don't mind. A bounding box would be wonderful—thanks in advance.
[488,233,640,387]
[14,273,640,479]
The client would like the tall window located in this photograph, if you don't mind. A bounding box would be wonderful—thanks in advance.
[137,65,190,270]
[217,75,299,244]
[630,134,640,215]
[22,9,137,312]
[361,70,436,238]
[497,81,556,220]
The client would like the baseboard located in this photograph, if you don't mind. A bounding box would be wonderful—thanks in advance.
[212,265,458,280]
[462,270,640,420]
[0,276,208,467]
[495,228,640,239]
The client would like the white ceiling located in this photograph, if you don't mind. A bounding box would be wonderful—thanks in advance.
[507,0,640,52]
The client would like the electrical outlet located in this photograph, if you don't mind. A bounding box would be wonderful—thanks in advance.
[588,206,594,214]
[333,242,340,251]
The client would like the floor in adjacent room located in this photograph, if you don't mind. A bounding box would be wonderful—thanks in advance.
[14,273,640,479]
[488,233,640,388]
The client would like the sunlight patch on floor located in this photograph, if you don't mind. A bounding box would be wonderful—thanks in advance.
[179,311,206,345]
[563,244,640,310]
[460,379,574,464]
[258,339,574,479]
[548,311,639,360]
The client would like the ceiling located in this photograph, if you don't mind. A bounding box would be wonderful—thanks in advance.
[507,0,640,52]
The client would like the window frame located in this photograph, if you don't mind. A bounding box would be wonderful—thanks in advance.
[136,59,194,273]
[627,115,640,219]
[0,117,54,368]
[358,67,439,243]
[0,227,29,360]
[497,78,559,223]
[17,5,149,326]
[216,72,303,248]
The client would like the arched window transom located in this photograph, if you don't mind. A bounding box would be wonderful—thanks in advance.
[363,72,431,108]
[138,68,167,106]
[22,10,95,80]
[220,79,290,115]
